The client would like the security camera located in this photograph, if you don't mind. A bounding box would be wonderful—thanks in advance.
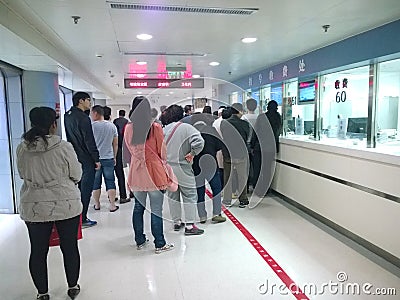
[72,16,81,24]
[228,71,232,75]
[322,24,330,33]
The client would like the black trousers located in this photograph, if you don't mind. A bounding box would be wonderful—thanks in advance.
[25,215,80,294]
[253,150,275,197]
[114,148,127,199]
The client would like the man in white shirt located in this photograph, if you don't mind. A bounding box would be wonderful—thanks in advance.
[91,105,119,212]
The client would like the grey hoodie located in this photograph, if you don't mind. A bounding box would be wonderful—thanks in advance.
[17,135,82,222]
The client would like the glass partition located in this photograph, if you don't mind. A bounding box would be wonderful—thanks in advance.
[282,80,297,135]
[259,85,270,113]
[230,91,239,104]
[231,59,400,157]
[0,66,24,214]
[319,66,369,148]
[0,71,14,213]
[376,59,400,155]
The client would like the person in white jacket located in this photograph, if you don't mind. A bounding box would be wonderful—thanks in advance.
[162,105,205,235]
[17,107,82,300]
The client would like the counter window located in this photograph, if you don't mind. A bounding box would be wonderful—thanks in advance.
[376,59,400,155]
[319,66,369,148]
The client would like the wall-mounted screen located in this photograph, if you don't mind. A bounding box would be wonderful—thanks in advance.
[298,80,316,103]
[270,84,282,105]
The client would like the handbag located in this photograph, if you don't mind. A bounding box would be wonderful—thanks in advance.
[49,215,83,247]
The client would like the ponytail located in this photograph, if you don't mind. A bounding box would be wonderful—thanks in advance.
[22,126,49,148]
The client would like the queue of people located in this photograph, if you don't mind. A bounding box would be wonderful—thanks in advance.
[17,92,281,299]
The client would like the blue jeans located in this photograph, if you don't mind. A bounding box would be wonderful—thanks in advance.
[132,190,166,248]
[78,161,96,221]
[196,170,222,218]
[93,159,116,190]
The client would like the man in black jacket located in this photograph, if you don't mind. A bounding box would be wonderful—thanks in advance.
[64,92,100,228]
[220,103,250,208]
[192,113,226,223]
[113,109,130,203]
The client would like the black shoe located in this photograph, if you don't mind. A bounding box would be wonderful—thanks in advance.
[120,198,131,204]
[67,284,80,299]
[239,200,249,208]
[184,225,205,236]
[82,218,97,228]
[37,294,50,300]
[173,222,185,231]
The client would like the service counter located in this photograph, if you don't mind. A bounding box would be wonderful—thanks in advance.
[271,136,400,266]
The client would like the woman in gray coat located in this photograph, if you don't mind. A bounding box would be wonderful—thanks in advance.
[17,107,82,300]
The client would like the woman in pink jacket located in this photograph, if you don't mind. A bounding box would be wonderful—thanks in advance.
[124,96,173,254]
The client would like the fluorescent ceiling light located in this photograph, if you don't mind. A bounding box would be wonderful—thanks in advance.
[241,37,257,43]
[136,61,147,65]
[169,91,174,94]
[136,33,153,40]
[192,74,201,78]
[209,61,220,66]
[137,91,142,94]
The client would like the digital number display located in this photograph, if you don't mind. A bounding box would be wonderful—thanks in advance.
[124,78,204,89]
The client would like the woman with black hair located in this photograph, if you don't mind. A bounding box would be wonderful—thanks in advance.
[124,96,173,254]
[17,107,82,300]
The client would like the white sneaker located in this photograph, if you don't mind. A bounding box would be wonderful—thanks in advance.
[137,239,149,250]
[155,243,174,254]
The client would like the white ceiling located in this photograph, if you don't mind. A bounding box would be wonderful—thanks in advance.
[1,0,400,105]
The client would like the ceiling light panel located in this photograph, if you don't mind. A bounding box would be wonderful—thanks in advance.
[241,37,257,43]
[136,34,152,40]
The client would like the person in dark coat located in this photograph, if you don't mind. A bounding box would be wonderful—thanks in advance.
[220,103,250,208]
[113,109,131,203]
[64,91,100,228]
[192,113,226,223]
[251,100,282,197]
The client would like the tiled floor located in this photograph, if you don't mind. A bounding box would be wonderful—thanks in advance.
[1,192,399,299]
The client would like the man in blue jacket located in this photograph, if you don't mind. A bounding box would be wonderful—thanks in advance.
[64,92,100,228]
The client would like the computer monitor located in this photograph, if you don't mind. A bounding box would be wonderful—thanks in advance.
[347,117,368,137]
[287,118,295,132]
[304,120,314,135]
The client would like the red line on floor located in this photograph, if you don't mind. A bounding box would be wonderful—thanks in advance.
[206,189,309,300]
[205,189,213,199]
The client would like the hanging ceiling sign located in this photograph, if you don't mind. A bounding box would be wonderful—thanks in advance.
[124,78,204,89]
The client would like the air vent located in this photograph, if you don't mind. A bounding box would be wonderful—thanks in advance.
[109,2,258,15]
[123,51,207,57]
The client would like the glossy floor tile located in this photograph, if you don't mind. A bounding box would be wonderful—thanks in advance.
[0,192,399,299]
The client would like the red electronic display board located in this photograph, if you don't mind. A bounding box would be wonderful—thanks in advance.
[124,78,204,89]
